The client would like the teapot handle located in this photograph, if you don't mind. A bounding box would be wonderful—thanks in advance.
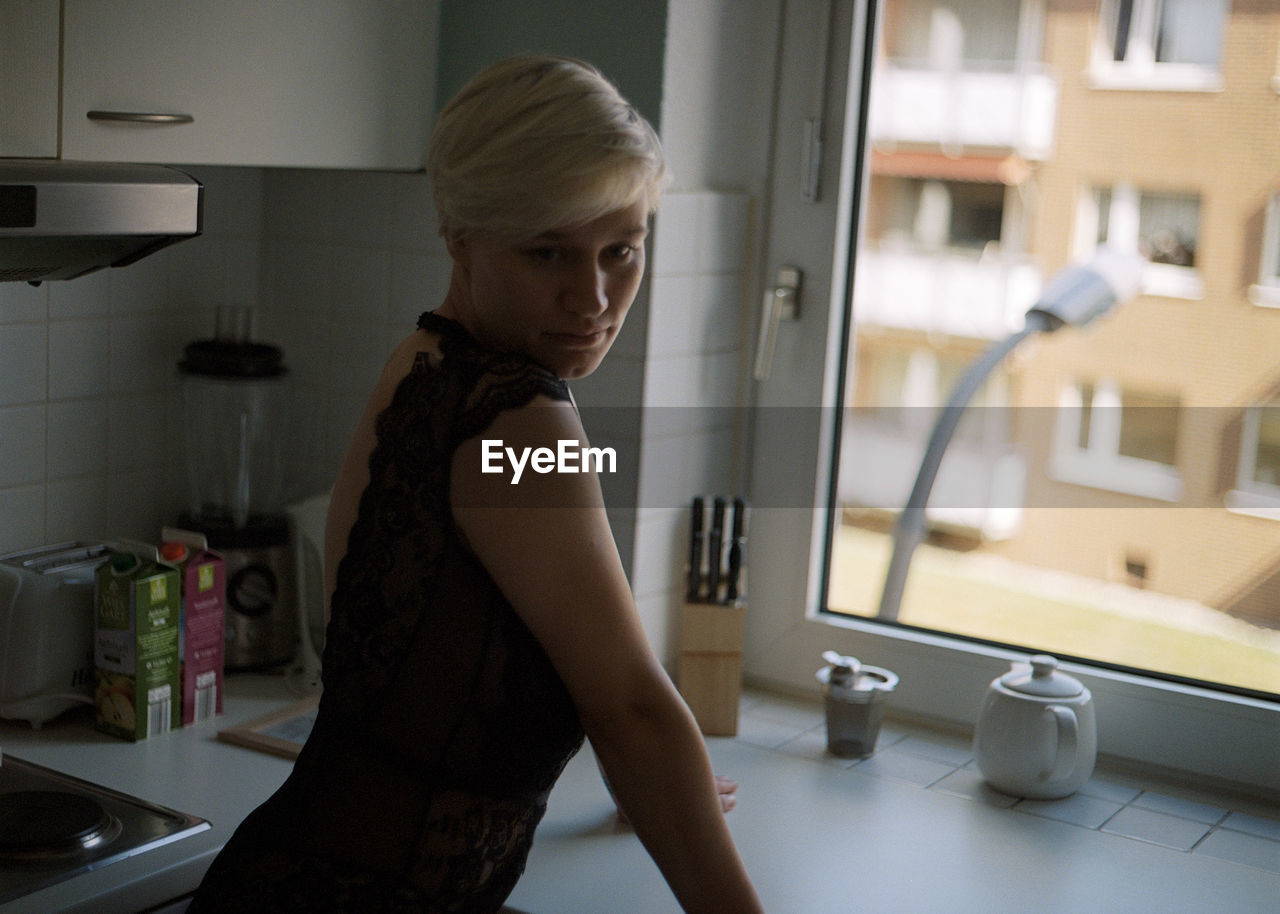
[1041,705,1079,783]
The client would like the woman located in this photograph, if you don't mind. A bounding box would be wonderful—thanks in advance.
[189,55,762,913]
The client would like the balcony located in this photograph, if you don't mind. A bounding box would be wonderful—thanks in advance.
[851,246,1042,340]
[837,417,1027,541]
[869,61,1058,159]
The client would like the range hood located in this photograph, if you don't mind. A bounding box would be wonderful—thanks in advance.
[0,160,203,283]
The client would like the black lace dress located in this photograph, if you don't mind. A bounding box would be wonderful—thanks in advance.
[189,312,586,913]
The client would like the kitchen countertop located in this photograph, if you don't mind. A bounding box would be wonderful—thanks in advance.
[509,736,1280,913]
[2,678,1278,913]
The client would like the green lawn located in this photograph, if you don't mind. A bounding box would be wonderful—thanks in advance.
[828,524,1280,696]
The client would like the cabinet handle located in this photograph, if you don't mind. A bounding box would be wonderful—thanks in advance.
[87,110,194,125]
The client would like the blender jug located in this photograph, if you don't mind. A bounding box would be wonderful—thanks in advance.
[178,315,297,670]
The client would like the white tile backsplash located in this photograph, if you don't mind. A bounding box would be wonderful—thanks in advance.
[0,486,45,552]
[639,190,755,663]
[47,399,108,479]
[0,405,46,487]
[48,319,109,400]
[0,322,47,406]
[0,279,49,322]
[47,269,109,319]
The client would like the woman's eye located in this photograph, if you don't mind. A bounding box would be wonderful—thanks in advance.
[526,247,563,263]
[607,244,638,261]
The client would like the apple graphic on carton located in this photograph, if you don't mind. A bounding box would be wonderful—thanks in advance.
[94,670,136,732]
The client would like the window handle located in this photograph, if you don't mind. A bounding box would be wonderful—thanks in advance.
[753,265,802,381]
[87,110,194,125]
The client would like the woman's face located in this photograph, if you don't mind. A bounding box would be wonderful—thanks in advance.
[444,200,649,379]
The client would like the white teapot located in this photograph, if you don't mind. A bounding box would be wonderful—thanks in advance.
[973,654,1097,799]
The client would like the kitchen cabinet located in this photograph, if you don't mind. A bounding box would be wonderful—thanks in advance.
[0,0,60,158]
[58,0,437,170]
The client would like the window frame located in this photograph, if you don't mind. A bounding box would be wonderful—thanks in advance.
[1076,182,1205,300]
[1248,192,1280,309]
[743,0,1280,799]
[1227,400,1280,520]
[1089,0,1229,92]
[1049,378,1185,502]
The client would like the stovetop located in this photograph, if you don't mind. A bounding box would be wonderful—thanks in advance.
[0,754,210,904]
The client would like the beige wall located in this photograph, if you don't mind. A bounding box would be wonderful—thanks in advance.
[989,2,1280,623]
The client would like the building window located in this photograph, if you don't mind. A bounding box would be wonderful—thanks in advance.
[1080,183,1204,298]
[1092,0,1228,90]
[1052,379,1184,501]
[875,177,1006,252]
[1228,400,1280,518]
[1249,193,1280,308]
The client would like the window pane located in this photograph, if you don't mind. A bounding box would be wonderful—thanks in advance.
[1111,0,1135,62]
[1256,406,1280,488]
[1156,0,1226,66]
[1138,192,1198,266]
[1094,189,1111,246]
[835,0,1280,699]
[1118,390,1179,465]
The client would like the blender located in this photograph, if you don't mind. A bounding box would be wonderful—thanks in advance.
[177,309,297,670]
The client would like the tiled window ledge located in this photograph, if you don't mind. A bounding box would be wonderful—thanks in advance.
[737,690,1280,875]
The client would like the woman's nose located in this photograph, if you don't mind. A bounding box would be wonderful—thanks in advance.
[563,263,608,313]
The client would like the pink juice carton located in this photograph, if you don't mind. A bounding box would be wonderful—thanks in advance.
[94,543,181,741]
[161,528,225,725]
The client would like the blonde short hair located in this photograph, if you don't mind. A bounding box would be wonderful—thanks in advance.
[428,55,668,240]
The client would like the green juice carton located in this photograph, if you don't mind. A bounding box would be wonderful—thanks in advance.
[161,527,226,725]
[93,542,181,741]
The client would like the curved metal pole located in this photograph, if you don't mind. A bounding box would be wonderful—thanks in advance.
[876,312,1050,621]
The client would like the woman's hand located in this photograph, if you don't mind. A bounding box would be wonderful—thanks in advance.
[613,774,738,823]
[713,775,739,814]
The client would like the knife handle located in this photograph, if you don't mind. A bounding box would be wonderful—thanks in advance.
[687,497,704,601]
[725,498,746,603]
[707,497,726,603]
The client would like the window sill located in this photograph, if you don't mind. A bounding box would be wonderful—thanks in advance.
[1050,453,1184,502]
[1226,488,1280,521]
[1248,283,1280,309]
[1142,264,1204,300]
[1088,65,1225,94]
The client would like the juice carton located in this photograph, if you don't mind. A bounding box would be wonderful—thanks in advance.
[161,527,226,724]
[93,542,181,741]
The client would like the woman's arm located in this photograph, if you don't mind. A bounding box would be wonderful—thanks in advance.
[452,396,762,914]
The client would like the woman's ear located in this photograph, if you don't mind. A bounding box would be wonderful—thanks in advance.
[444,231,470,270]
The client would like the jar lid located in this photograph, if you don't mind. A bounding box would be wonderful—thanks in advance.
[1000,654,1083,698]
[179,339,287,378]
[816,656,899,694]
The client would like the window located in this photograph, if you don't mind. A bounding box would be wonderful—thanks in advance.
[1093,0,1229,90]
[1051,380,1183,501]
[1229,399,1280,518]
[874,177,1005,251]
[1082,184,1203,298]
[1249,192,1280,308]
[747,0,1280,797]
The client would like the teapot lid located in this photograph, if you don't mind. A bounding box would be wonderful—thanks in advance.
[1000,655,1083,698]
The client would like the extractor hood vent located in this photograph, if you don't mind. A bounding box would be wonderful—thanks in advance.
[0,160,203,283]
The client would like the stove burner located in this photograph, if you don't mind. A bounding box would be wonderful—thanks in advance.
[0,790,123,861]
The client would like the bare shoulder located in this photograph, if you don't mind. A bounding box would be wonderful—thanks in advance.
[451,393,595,508]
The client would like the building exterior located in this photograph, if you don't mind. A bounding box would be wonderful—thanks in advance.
[842,0,1280,630]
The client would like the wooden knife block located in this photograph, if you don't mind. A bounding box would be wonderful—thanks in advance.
[677,601,745,737]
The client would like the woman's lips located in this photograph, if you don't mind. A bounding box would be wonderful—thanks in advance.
[548,328,608,348]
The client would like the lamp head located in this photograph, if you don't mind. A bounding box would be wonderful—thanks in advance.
[1026,245,1145,331]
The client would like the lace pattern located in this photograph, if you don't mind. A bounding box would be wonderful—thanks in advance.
[191,312,586,912]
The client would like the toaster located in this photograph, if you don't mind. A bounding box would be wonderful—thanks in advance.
[0,542,108,727]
